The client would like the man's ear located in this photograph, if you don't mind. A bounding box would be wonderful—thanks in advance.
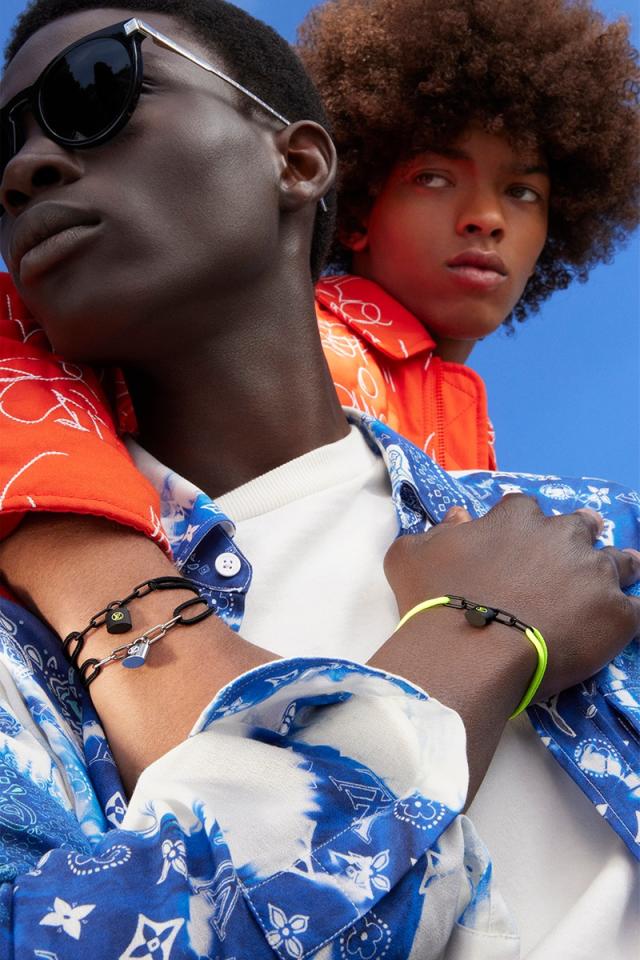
[275,120,336,212]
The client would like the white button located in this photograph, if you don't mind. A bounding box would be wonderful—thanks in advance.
[215,552,242,577]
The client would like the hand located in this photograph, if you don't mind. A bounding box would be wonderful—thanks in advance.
[384,495,640,701]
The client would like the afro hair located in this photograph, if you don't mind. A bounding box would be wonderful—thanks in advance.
[298,0,640,323]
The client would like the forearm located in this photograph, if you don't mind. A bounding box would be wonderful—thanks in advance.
[0,514,275,792]
[369,607,536,802]
[1,515,533,803]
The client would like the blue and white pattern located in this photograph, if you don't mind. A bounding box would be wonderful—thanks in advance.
[126,440,251,632]
[359,414,640,858]
[0,412,638,958]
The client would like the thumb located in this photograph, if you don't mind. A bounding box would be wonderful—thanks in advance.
[440,506,473,525]
[423,505,473,539]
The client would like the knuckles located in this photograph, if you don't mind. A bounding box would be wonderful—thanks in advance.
[491,492,542,516]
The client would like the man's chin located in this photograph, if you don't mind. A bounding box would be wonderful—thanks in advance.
[428,315,507,343]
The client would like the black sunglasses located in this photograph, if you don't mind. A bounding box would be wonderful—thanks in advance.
[1,18,327,209]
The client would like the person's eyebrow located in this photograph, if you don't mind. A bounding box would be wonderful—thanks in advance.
[423,147,549,177]
[513,163,549,176]
[426,146,470,161]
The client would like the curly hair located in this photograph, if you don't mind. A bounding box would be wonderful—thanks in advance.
[298,0,640,323]
[4,0,336,282]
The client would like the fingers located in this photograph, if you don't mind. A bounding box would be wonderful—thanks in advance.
[600,546,640,590]
[625,594,640,635]
[544,506,604,544]
[541,506,604,545]
[573,508,605,542]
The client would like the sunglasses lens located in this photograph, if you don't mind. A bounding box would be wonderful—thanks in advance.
[40,37,134,143]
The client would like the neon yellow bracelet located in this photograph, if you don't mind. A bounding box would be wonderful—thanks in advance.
[394,595,548,719]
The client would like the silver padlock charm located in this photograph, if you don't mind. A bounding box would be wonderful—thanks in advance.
[122,639,150,669]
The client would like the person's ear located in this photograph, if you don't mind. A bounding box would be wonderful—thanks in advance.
[275,120,336,212]
[339,226,369,253]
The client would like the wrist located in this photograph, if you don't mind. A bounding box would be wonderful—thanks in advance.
[372,605,537,725]
[396,595,547,718]
[70,585,200,670]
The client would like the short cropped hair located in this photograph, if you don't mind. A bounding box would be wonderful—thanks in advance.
[298,0,640,323]
[5,0,336,282]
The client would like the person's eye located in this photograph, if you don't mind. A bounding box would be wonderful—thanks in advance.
[508,184,542,203]
[413,172,451,188]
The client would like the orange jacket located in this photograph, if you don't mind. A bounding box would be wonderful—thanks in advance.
[0,273,167,552]
[0,272,494,553]
[317,275,496,471]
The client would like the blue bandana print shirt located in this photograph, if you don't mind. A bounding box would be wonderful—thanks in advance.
[0,411,638,959]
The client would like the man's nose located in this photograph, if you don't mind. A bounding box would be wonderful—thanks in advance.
[1,115,83,216]
[456,189,506,241]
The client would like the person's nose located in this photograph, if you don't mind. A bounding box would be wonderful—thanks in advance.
[456,186,505,241]
[1,114,83,217]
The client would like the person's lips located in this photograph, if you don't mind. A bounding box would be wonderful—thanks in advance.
[446,249,508,291]
[8,203,101,282]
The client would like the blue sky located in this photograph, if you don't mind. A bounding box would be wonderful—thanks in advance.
[1,0,638,488]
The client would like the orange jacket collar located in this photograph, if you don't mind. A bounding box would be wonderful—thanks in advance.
[315,274,435,361]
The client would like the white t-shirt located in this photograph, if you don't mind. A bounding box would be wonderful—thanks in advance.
[216,425,639,959]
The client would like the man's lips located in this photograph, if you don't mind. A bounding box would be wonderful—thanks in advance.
[445,249,508,291]
[8,202,100,276]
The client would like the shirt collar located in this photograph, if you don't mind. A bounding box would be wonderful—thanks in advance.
[315,274,436,360]
[125,413,440,563]
[345,409,472,532]
[125,437,234,566]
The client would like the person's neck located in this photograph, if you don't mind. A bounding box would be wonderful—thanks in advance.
[123,270,349,499]
[431,336,476,363]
